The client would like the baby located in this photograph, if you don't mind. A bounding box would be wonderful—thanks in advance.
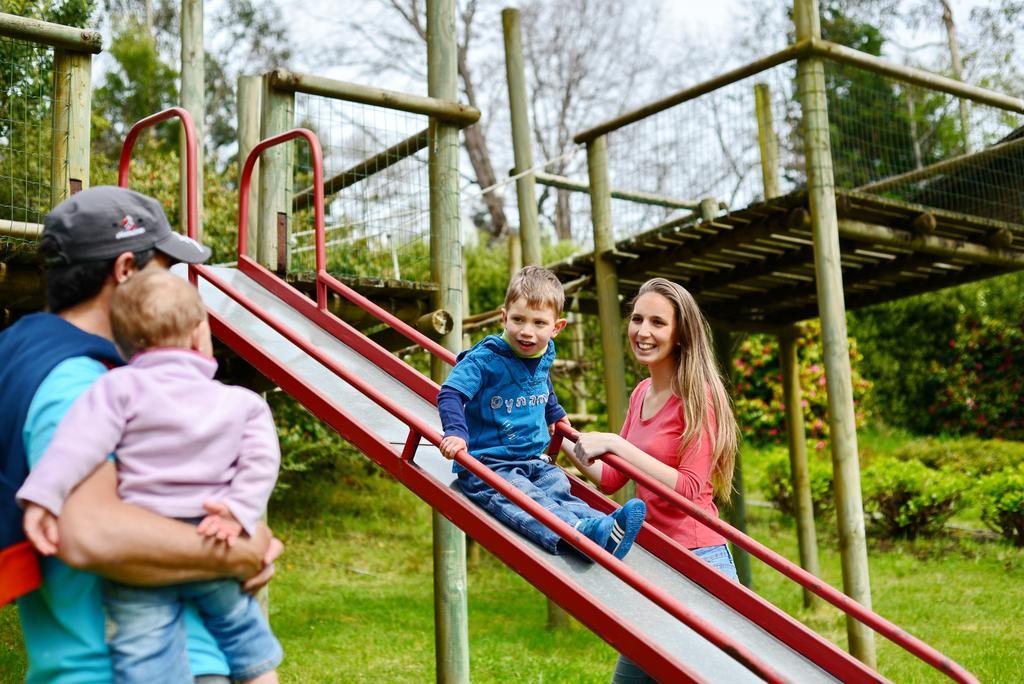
[18,269,282,683]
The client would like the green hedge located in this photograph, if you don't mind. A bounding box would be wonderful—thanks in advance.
[977,466,1024,547]
[892,437,1024,476]
[862,458,966,539]
[763,449,835,519]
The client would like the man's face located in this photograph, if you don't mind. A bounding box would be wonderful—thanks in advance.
[500,297,566,356]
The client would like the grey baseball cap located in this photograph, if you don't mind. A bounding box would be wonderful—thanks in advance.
[42,186,212,265]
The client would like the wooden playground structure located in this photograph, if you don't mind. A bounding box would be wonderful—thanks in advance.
[1,0,1021,680]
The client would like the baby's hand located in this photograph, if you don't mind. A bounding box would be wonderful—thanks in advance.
[439,435,467,460]
[197,501,243,547]
[23,503,59,556]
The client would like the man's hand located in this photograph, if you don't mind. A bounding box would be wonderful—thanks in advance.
[548,418,572,437]
[197,501,243,547]
[439,435,467,460]
[23,503,60,555]
[241,531,284,595]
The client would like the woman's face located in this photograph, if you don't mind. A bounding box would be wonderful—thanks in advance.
[628,292,678,369]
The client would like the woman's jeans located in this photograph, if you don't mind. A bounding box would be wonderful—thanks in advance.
[611,544,739,684]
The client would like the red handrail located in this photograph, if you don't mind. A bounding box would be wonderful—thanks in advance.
[118,107,199,242]
[549,424,978,684]
[235,132,455,364]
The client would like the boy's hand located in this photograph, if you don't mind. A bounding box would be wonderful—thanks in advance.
[23,503,60,556]
[197,501,243,547]
[439,435,467,460]
[548,418,571,437]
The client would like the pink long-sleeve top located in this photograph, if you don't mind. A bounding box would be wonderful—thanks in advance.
[17,349,279,536]
[599,378,726,550]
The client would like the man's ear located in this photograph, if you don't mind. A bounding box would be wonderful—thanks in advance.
[551,317,568,338]
[111,251,138,284]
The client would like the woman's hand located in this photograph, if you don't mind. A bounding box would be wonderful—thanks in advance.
[573,432,624,465]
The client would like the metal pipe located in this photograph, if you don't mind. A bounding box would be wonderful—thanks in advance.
[268,68,481,127]
[0,13,102,53]
[534,172,700,209]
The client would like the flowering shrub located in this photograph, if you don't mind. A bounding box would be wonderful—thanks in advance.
[732,321,871,446]
[977,466,1024,547]
[927,317,1024,440]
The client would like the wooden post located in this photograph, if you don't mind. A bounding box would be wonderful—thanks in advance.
[258,74,294,273]
[508,230,522,275]
[795,0,875,665]
[587,135,631,501]
[711,327,751,588]
[501,8,541,267]
[779,333,822,609]
[51,49,91,205]
[180,0,204,241]
[754,83,780,199]
[427,1,470,681]
[237,75,262,259]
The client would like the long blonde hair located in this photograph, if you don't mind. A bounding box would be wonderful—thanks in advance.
[633,278,738,502]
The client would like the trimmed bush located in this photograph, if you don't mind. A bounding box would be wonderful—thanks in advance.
[893,437,1024,476]
[862,458,966,539]
[763,449,835,519]
[977,466,1024,547]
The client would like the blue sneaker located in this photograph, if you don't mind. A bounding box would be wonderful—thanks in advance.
[574,515,613,556]
[608,499,646,560]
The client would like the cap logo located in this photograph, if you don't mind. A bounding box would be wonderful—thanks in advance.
[115,215,146,239]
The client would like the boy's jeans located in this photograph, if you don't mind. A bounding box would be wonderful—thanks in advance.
[456,458,603,553]
[102,578,282,683]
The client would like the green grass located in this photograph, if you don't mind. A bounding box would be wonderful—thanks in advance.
[3,450,1023,682]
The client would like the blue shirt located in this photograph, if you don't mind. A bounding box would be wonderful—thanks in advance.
[16,357,229,683]
[440,335,566,469]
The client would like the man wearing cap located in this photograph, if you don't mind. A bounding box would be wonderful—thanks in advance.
[0,186,280,683]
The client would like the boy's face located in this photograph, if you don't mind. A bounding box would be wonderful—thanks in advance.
[500,297,566,356]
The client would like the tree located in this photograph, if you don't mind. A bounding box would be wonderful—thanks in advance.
[329,0,672,244]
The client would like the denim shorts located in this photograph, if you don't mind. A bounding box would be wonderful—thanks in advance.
[103,578,282,682]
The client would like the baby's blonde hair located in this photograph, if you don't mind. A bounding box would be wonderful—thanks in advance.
[111,269,206,357]
[504,266,565,316]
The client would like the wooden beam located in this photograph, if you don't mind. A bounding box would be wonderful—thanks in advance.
[838,219,1024,269]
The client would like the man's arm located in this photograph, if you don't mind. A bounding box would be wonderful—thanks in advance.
[58,461,271,586]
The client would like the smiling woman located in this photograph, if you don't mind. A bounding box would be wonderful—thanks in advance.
[564,277,740,684]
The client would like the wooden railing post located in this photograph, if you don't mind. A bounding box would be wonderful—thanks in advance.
[237,75,262,260]
[50,49,91,204]
[427,0,470,680]
[779,333,822,609]
[795,0,875,665]
[258,74,294,273]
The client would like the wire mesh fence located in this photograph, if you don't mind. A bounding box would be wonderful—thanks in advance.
[289,93,432,282]
[823,62,1024,225]
[546,64,804,249]
[0,35,62,246]
[548,58,1024,252]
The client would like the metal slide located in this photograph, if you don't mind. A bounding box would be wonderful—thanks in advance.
[186,262,840,683]
[119,110,976,684]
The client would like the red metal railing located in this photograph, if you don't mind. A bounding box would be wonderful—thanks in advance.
[118,107,199,243]
[548,424,979,684]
